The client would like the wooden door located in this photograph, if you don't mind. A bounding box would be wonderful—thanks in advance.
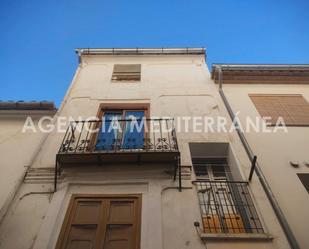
[56,195,141,249]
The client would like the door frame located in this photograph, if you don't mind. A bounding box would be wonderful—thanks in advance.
[55,194,142,249]
[89,103,150,151]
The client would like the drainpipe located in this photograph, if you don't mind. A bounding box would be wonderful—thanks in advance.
[215,65,300,249]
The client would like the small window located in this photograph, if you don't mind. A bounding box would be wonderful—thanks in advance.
[193,158,229,180]
[250,94,309,126]
[297,174,309,193]
[112,64,141,81]
[192,158,264,234]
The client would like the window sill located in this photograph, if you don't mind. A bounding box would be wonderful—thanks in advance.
[111,80,141,83]
[200,233,273,241]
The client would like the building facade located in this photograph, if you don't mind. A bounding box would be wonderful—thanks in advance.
[212,64,309,249]
[0,48,307,249]
[0,101,56,223]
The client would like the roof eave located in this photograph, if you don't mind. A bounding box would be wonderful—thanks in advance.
[75,47,206,56]
[212,64,309,72]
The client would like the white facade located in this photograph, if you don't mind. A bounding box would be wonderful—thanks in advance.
[0,49,297,249]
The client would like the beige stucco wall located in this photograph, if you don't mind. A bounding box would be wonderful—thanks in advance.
[0,116,51,222]
[0,54,292,249]
[223,83,309,249]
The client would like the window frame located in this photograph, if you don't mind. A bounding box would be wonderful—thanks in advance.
[88,103,150,151]
[111,64,141,82]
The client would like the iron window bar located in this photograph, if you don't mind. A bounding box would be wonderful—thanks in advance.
[192,180,264,234]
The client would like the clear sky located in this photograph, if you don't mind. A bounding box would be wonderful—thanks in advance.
[1,0,309,106]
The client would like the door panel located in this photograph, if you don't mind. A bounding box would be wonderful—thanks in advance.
[103,225,133,249]
[56,196,141,249]
[103,199,137,249]
[122,111,145,149]
[66,226,97,249]
[108,201,135,223]
[73,201,102,224]
[95,113,122,151]
[64,200,103,249]
[68,241,93,249]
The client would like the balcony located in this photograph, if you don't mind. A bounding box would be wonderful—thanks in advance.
[57,118,179,164]
[193,180,264,235]
[55,118,181,190]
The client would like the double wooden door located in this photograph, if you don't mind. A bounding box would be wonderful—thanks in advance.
[56,195,141,249]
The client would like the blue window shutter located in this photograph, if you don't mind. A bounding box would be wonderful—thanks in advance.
[122,111,145,149]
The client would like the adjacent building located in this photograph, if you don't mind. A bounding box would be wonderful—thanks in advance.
[212,64,309,249]
[0,101,56,222]
[0,48,307,249]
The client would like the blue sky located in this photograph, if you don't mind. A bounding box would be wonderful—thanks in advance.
[1,0,309,107]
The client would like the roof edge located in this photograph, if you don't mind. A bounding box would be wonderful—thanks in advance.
[0,101,57,111]
[76,47,206,56]
[0,109,57,118]
[211,64,309,84]
[212,64,309,71]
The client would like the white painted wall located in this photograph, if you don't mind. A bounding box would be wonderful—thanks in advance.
[0,116,50,222]
[223,83,309,249]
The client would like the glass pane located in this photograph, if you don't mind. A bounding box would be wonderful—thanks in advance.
[211,166,227,178]
[193,165,209,178]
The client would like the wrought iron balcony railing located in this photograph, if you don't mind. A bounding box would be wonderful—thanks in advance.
[193,180,264,234]
[59,118,179,154]
[54,118,181,191]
